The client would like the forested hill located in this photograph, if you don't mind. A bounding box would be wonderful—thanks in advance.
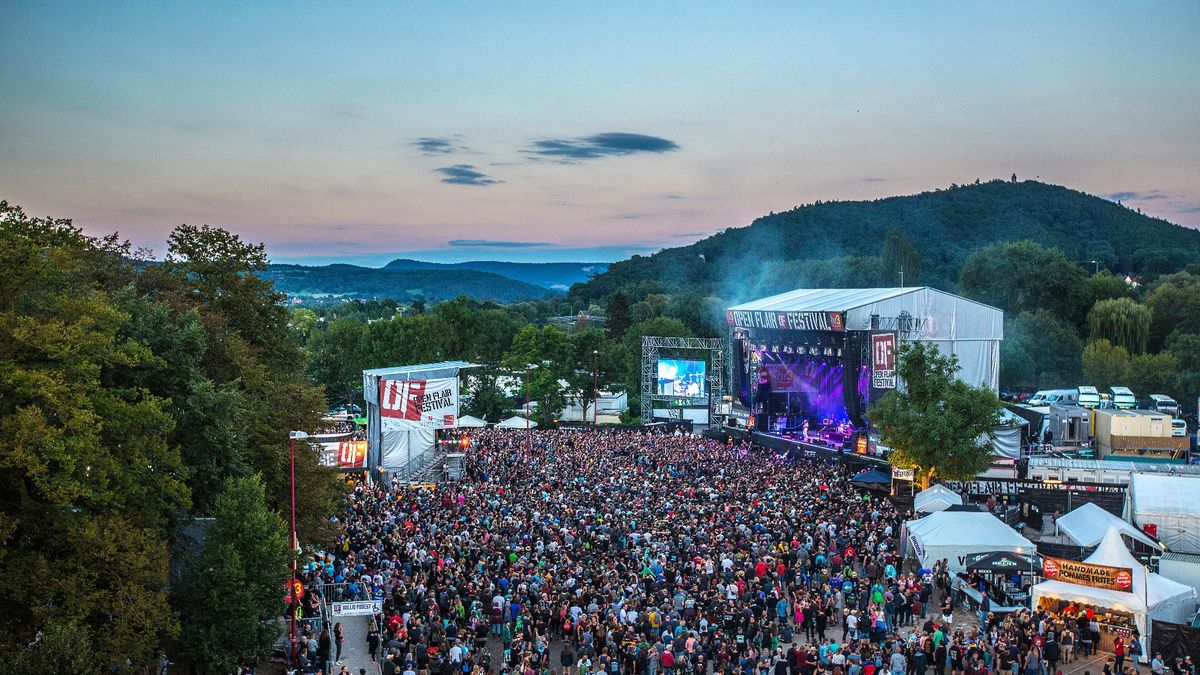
[262,264,553,304]
[383,259,608,291]
[569,180,1200,304]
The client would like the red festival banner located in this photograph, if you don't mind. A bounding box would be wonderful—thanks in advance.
[871,333,897,389]
[1041,555,1134,592]
[725,310,844,332]
[379,378,459,430]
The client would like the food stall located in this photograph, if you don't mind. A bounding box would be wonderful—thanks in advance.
[960,550,1041,614]
[1031,526,1195,660]
[914,484,963,514]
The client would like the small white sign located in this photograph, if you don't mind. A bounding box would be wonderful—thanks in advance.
[331,600,382,617]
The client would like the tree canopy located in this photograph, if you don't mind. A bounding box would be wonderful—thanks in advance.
[870,342,1002,488]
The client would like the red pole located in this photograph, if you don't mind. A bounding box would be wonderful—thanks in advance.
[592,350,599,425]
[289,435,297,666]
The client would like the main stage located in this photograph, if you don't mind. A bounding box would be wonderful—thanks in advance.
[724,286,1004,456]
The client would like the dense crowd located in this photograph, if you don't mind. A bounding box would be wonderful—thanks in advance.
[287,428,1189,675]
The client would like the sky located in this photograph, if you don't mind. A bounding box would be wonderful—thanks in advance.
[2,1,1198,265]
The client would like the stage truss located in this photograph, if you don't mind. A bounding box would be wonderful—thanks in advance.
[640,336,731,424]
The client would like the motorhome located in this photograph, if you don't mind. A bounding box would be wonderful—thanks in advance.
[1173,419,1188,438]
[1148,394,1181,416]
[1109,386,1137,409]
[1077,386,1101,408]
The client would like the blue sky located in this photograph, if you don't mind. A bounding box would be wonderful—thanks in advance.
[1,1,1198,264]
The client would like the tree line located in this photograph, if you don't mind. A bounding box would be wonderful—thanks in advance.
[0,202,340,673]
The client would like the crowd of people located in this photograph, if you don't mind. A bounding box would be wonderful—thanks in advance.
[286,427,1192,675]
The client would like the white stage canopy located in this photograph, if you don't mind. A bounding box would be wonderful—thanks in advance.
[1056,502,1161,550]
[456,415,489,428]
[914,484,964,513]
[906,510,1035,573]
[726,287,1003,390]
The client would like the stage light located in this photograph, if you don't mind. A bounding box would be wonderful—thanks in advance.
[837,349,843,357]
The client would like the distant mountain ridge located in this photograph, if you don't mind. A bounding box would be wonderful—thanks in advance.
[382,259,608,291]
[570,180,1200,303]
[262,263,553,305]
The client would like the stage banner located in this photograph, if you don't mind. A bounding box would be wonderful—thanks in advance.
[379,377,459,430]
[726,309,844,332]
[871,333,897,389]
[318,440,367,469]
[1041,554,1133,592]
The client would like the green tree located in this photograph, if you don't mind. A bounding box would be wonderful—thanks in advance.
[175,474,290,675]
[305,317,368,407]
[0,202,189,671]
[605,291,632,338]
[1081,339,1131,390]
[503,325,573,426]
[1127,352,1178,400]
[1144,273,1200,351]
[159,223,340,544]
[870,342,1002,488]
[1081,271,1134,307]
[463,368,513,422]
[958,241,1087,322]
[1000,310,1082,388]
[881,230,922,286]
[1087,298,1151,354]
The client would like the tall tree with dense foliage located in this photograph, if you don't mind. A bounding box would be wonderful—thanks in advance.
[1000,310,1083,388]
[0,202,190,672]
[175,474,290,675]
[958,240,1087,322]
[1081,339,1131,390]
[1087,298,1151,354]
[605,291,632,339]
[503,325,573,426]
[870,341,1002,488]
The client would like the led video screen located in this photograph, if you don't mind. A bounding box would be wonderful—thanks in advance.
[656,359,707,397]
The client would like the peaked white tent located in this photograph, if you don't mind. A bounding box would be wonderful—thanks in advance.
[495,416,537,429]
[1032,526,1195,659]
[456,415,489,428]
[905,510,1035,572]
[1056,502,1162,550]
[1126,473,1200,554]
[914,484,964,513]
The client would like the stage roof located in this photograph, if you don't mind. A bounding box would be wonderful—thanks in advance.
[727,286,1000,317]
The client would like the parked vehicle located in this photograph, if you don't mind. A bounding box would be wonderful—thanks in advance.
[1173,419,1188,438]
[1109,386,1137,409]
[1077,386,1101,408]
[1029,389,1078,406]
[1148,394,1181,416]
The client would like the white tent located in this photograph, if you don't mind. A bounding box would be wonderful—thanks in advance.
[456,415,489,428]
[906,510,1035,573]
[1056,502,1161,550]
[495,416,537,429]
[1126,473,1200,554]
[914,484,964,513]
[1032,526,1195,660]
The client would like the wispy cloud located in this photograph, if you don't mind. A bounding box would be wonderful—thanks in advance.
[448,239,551,248]
[670,231,708,238]
[863,177,887,183]
[1107,190,1166,201]
[434,165,502,186]
[414,136,470,155]
[525,132,680,162]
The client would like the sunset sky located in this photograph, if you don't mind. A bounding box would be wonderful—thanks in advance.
[2,1,1198,264]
